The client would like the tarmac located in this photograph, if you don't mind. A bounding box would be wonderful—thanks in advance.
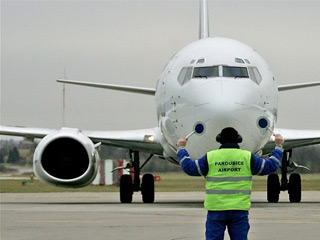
[1,191,320,240]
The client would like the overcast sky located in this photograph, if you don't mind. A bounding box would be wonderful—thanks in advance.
[1,0,320,133]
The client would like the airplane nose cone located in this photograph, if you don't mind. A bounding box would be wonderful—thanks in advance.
[193,79,247,117]
[185,78,273,153]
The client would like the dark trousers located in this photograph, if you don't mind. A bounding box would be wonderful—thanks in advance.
[205,210,250,240]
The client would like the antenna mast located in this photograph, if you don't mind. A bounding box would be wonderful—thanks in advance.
[62,69,66,127]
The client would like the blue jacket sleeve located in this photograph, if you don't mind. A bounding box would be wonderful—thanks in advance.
[177,148,208,176]
[251,146,283,175]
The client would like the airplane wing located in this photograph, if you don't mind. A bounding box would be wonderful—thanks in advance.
[82,128,163,154]
[57,79,156,96]
[0,125,163,155]
[262,128,320,154]
[278,81,320,91]
[0,126,52,139]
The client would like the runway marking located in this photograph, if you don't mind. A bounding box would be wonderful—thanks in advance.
[252,220,320,224]
[18,220,102,223]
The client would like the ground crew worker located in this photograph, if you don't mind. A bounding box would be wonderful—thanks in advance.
[176,127,284,240]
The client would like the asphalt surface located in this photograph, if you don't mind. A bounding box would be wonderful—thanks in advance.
[1,191,320,240]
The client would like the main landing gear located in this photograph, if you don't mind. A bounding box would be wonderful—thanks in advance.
[267,150,309,203]
[119,150,155,203]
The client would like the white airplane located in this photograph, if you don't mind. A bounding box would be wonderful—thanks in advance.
[1,0,320,203]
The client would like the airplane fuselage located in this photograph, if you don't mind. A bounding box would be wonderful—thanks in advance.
[155,37,278,161]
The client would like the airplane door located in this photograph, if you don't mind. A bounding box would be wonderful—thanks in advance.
[160,55,179,115]
[158,55,179,148]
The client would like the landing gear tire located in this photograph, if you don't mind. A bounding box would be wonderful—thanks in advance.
[141,174,155,203]
[289,173,301,203]
[120,175,133,203]
[267,174,280,203]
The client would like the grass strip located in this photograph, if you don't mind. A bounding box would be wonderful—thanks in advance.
[1,173,319,193]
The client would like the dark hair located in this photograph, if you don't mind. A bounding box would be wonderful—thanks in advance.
[216,127,243,144]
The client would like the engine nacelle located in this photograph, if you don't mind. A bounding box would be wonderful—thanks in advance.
[33,128,99,188]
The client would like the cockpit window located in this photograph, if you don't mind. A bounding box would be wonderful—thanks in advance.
[196,58,205,64]
[193,66,219,79]
[248,67,262,84]
[179,65,258,83]
[178,67,193,85]
[235,58,245,64]
[223,66,249,78]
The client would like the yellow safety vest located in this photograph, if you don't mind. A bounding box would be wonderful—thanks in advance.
[204,149,252,211]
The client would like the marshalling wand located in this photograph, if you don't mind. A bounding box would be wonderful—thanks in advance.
[185,131,196,139]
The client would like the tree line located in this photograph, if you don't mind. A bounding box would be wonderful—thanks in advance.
[0,139,319,173]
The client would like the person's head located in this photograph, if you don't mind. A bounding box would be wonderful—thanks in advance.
[216,127,243,144]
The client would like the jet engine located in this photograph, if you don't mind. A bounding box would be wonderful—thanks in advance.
[33,128,99,188]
